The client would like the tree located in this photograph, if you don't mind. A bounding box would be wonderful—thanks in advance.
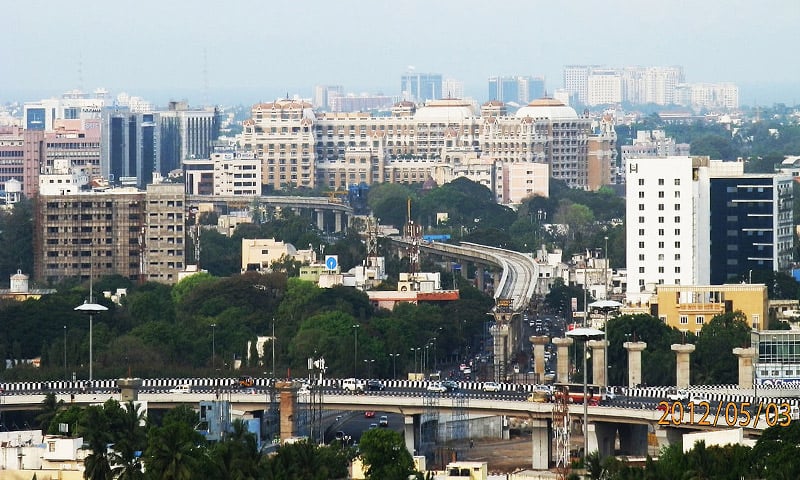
[693,311,751,385]
[144,406,204,480]
[109,401,147,480]
[358,428,417,480]
[752,421,800,478]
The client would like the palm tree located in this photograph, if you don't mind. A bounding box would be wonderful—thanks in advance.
[110,401,147,480]
[80,405,113,480]
[35,393,64,434]
[144,421,203,480]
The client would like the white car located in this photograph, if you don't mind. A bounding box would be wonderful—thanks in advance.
[169,384,191,394]
[426,382,448,393]
[666,388,689,402]
[482,381,502,392]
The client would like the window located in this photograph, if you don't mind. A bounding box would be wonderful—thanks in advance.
[658,241,665,248]
[675,266,681,273]
[639,267,645,273]
[658,266,664,273]
[675,228,681,235]
[675,254,681,260]
[675,179,681,185]
[658,228,664,236]
[639,216,645,223]
[658,191,665,198]
[638,179,645,186]
[675,241,681,248]
[638,191,645,198]
[752,314,760,329]
[639,228,645,236]
[639,254,645,261]
[658,254,664,260]
[675,204,681,210]
[638,241,645,248]
[680,315,688,324]
[674,191,681,198]
[658,178,665,185]
[658,204,664,210]
[696,315,704,324]
[639,204,645,211]
[658,216,664,223]
[675,216,681,223]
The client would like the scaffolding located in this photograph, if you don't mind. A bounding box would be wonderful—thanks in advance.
[448,393,469,444]
[552,385,571,480]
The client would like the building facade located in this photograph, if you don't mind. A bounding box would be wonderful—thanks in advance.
[34,185,186,285]
[709,174,794,283]
[654,284,768,334]
[400,73,443,103]
[0,127,44,197]
[488,75,545,105]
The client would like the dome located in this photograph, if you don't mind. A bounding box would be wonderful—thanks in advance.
[515,98,578,119]
[414,99,476,122]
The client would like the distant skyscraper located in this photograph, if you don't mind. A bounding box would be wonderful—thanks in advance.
[442,78,464,99]
[488,76,545,104]
[313,85,344,111]
[400,73,443,102]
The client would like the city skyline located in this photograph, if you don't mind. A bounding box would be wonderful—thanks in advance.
[3,0,799,106]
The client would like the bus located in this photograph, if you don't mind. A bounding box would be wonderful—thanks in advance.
[553,383,606,405]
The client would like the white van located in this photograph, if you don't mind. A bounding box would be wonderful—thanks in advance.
[169,384,192,394]
[341,378,365,393]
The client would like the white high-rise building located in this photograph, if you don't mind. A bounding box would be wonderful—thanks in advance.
[442,78,464,100]
[587,69,622,106]
[625,156,712,303]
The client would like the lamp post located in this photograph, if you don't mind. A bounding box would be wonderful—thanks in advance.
[63,325,67,381]
[363,359,375,378]
[604,236,609,300]
[389,353,399,380]
[210,323,217,370]
[352,324,360,378]
[566,327,604,463]
[74,299,108,387]
[410,347,420,376]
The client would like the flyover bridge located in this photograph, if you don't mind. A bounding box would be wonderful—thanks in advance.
[388,237,541,380]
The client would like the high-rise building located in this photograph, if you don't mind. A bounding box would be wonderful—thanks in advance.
[158,101,220,174]
[312,85,344,111]
[488,76,545,105]
[442,78,465,100]
[565,65,694,107]
[34,184,186,285]
[587,69,622,106]
[619,130,690,184]
[709,174,793,284]
[0,127,44,197]
[400,73,443,103]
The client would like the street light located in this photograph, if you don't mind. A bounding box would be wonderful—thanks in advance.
[210,323,217,370]
[410,347,420,376]
[566,327,604,463]
[603,236,609,300]
[74,290,108,387]
[63,325,67,381]
[352,324,360,378]
[389,353,400,380]
[588,300,622,388]
[363,359,375,378]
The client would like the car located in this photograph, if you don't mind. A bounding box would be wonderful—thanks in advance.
[169,384,192,394]
[364,411,375,418]
[427,382,448,393]
[367,380,385,391]
[483,381,502,392]
[527,390,551,403]
[379,415,389,427]
[369,423,378,429]
[297,384,311,395]
[334,431,351,444]
[341,378,366,393]
[441,380,459,392]
[666,388,689,402]
[237,376,254,388]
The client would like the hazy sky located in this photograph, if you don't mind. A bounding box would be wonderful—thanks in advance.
[3,0,799,106]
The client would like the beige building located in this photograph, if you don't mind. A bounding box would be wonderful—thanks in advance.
[241,238,315,273]
[650,284,768,334]
[238,97,615,203]
[144,184,186,284]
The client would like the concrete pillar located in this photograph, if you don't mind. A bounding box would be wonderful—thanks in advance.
[315,209,324,231]
[460,262,469,278]
[529,418,551,470]
[476,266,485,291]
[733,347,756,389]
[275,381,299,442]
[492,272,501,289]
[654,427,682,453]
[334,212,343,232]
[490,323,509,382]
[530,335,549,383]
[117,378,142,402]
[671,344,696,389]
[624,341,647,388]
[588,340,608,387]
[617,423,648,456]
[552,337,574,384]
[586,422,615,458]
[404,414,416,456]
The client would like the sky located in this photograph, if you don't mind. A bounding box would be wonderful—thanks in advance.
[2,0,799,106]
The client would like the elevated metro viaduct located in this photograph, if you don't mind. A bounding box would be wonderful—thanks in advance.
[387,237,540,382]
[0,384,770,470]
[187,194,353,234]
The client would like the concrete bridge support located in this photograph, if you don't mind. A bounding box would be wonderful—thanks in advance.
[404,414,418,456]
[617,423,649,456]
[589,340,608,387]
[529,418,551,470]
[476,266,485,291]
[733,347,756,389]
[334,212,343,232]
[275,381,299,441]
[671,344,696,389]
[624,341,647,388]
[530,336,549,383]
[490,323,510,382]
[654,426,683,452]
[553,337,574,384]
[315,209,324,231]
[586,422,616,458]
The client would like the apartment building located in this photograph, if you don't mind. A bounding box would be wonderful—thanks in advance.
[34,184,186,285]
[653,284,768,334]
[0,126,44,196]
[619,130,690,184]
[184,147,261,197]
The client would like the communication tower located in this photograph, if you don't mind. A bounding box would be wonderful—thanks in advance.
[552,385,571,480]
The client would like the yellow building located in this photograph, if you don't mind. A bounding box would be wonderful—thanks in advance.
[653,284,767,334]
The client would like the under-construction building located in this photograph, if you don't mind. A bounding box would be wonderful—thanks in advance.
[34,184,186,285]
